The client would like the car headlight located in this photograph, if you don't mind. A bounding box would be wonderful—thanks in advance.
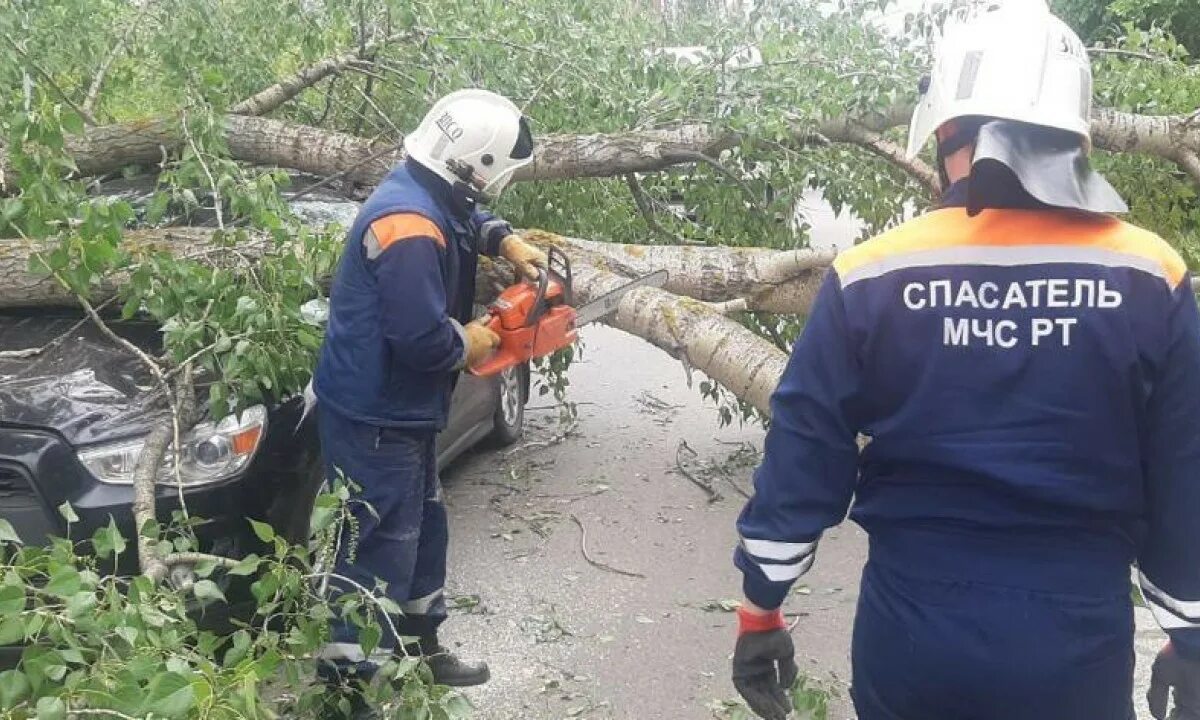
[78,406,267,487]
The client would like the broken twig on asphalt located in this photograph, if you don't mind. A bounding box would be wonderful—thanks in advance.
[508,421,579,454]
[569,514,645,579]
[675,440,724,503]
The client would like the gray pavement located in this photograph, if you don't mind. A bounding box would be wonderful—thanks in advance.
[439,325,1164,720]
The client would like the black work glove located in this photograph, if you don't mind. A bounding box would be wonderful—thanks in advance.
[732,607,798,720]
[1150,642,1200,720]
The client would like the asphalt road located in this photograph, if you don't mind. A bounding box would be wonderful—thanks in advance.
[439,325,1165,720]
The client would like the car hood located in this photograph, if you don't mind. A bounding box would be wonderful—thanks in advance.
[0,312,162,447]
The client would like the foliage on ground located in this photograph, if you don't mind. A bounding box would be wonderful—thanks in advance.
[0,485,468,719]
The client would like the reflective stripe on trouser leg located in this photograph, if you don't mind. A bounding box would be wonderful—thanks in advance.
[395,436,448,640]
[316,406,440,671]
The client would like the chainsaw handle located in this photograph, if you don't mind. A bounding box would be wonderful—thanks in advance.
[524,262,553,328]
[466,315,509,377]
[469,349,517,377]
[525,246,571,328]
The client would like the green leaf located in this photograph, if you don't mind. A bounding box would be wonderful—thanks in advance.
[0,520,21,545]
[91,516,127,559]
[141,671,196,718]
[228,554,262,576]
[224,629,251,667]
[248,519,275,543]
[35,696,65,720]
[0,670,29,708]
[115,626,138,646]
[57,502,79,524]
[1,199,23,223]
[359,623,381,659]
[65,591,97,618]
[0,618,24,646]
[192,579,226,606]
[44,568,81,598]
[250,573,278,605]
[309,501,337,534]
[44,665,66,683]
[60,111,84,135]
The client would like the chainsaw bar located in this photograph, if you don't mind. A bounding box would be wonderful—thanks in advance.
[574,270,669,326]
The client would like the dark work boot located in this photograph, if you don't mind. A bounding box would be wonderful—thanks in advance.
[402,636,490,687]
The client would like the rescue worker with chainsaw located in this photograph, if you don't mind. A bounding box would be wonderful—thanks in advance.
[311,89,545,692]
[730,2,1200,719]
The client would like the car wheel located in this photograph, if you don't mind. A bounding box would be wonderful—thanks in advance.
[488,364,526,446]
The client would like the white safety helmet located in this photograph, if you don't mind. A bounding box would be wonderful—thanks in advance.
[906,0,1093,159]
[404,89,534,198]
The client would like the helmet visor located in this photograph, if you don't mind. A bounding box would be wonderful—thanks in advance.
[510,116,533,160]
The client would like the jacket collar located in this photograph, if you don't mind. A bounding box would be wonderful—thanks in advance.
[939,179,969,209]
[404,158,462,217]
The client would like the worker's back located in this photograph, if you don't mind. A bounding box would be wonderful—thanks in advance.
[835,204,1188,593]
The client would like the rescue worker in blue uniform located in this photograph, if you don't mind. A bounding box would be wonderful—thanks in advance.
[311,89,546,696]
[729,3,1200,719]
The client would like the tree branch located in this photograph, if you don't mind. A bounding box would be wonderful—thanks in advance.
[161,551,239,569]
[1088,46,1174,63]
[624,174,698,245]
[663,149,768,210]
[1176,150,1200,187]
[229,34,402,117]
[821,122,942,195]
[6,100,1200,201]
[83,4,151,118]
[2,33,97,125]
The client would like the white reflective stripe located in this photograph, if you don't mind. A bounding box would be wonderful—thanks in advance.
[1147,603,1200,631]
[840,245,1170,288]
[741,537,818,562]
[402,588,444,615]
[318,642,394,664]
[363,228,384,260]
[760,554,815,583]
[1139,573,1200,621]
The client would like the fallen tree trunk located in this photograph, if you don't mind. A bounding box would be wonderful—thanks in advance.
[564,237,831,314]
[510,230,790,415]
[0,228,270,306]
[0,227,792,415]
[0,229,828,316]
[9,103,1197,198]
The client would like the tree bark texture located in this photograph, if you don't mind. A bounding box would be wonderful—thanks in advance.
[10,103,1196,196]
[0,228,795,415]
[0,228,271,306]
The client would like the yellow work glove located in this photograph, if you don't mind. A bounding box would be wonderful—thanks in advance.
[500,234,548,282]
[463,320,501,369]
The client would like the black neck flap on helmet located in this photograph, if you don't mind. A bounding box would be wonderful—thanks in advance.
[966,120,1128,216]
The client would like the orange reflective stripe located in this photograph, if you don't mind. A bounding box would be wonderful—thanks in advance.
[369,213,446,251]
[833,208,1187,289]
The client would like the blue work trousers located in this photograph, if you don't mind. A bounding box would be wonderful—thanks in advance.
[317,404,448,671]
[851,558,1135,720]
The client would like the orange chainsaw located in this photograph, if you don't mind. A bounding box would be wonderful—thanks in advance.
[470,246,668,377]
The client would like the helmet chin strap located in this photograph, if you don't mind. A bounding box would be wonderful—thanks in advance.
[446,159,494,215]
